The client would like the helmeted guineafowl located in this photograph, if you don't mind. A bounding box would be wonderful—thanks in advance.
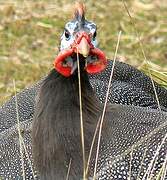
[0,2,167,180]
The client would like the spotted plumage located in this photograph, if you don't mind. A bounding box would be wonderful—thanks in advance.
[0,61,166,133]
[1,2,167,179]
[92,106,167,179]
[0,65,167,179]
[90,61,167,110]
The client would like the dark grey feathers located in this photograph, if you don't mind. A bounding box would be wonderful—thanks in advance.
[0,60,167,179]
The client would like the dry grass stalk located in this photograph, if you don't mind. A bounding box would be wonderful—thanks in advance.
[13,79,25,180]
[76,48,86,179]
[92,30,122,180]
[122,1,166,179]
[65,158,72,180]
[86,117,101,176]
[141,133,167,180]
[122,0,161,112]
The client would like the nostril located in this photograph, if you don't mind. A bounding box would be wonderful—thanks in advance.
[89,33,92,38]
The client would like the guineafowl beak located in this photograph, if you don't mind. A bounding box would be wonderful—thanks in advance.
[77,37,90,57]
[72,31,92,57]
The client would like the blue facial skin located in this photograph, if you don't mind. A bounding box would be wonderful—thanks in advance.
[60,19,98,51]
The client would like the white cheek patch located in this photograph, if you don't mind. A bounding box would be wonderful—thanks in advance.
[60,20,98,51]
[60,22,76,51]
[60,34,75,51]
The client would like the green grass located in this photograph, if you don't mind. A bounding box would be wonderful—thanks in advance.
[0,0,167,104]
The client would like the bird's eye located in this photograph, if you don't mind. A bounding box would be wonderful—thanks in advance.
[64,30,70,40]
[93,31,97,41]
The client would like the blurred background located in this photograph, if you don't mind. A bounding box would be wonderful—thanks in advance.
[0,0,167,104]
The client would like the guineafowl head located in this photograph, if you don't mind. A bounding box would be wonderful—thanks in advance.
[54,2,107,77]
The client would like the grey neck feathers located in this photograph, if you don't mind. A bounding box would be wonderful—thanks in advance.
[32,69,101,180]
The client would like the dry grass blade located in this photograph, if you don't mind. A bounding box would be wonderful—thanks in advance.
[13,134,36,179]
[13,79,25,180]
[141,133,167,180]
[21,137,36,179]
[66,158,72,180]
[156,167,163,180]
[139,64,167,87]
[144,67,166,92]
[136,142,149,180]
[160,150,167,180]
[150,77,161,112]
[92,30,122,180]
[122,1,167,179]
[86,117,101,176]
[98,118,167,178]
[122,0,161,112]
[76,48,86,179]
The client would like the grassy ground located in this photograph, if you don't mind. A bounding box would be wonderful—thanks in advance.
[0,0,167,104]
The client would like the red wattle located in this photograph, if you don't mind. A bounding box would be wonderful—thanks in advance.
[54,49,74,77]
[54,31,107,76]
[86,48,107,74]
